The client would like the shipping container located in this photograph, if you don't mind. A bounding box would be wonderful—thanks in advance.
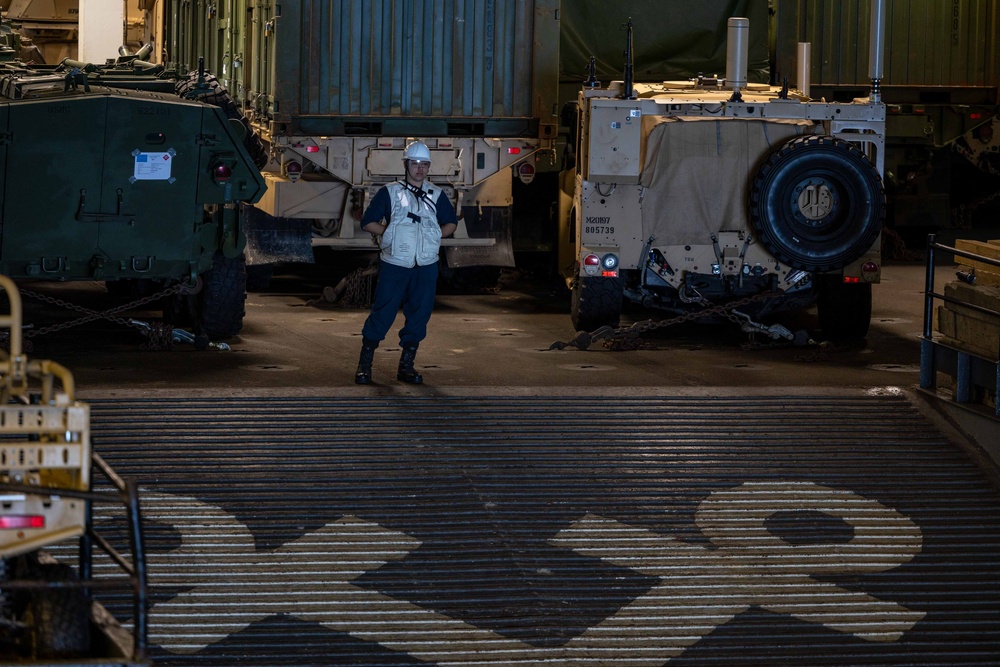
[774,0,1000,102]
[144,0,561,276]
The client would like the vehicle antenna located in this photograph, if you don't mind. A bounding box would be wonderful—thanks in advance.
[585,56,601,88]
[620,18,636,100]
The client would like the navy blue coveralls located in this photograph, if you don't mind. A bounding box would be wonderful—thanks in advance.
[360,185,458,348]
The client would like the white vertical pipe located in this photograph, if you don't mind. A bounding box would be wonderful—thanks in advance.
[726,17,749,92]
[869,0,887,100]
[797,42,811,98]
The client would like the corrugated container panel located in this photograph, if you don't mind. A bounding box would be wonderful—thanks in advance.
[277,0,538,119]
[163,0,238,83]
[796,0,999,87]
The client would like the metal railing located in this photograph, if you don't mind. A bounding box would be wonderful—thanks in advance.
[920,233,1000,417]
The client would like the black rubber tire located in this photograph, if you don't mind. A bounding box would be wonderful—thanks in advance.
[571,276,623,332]
[176,72,268,169]
[25,562,90,659]
[198,253,247,339]
[817,275,872,340]
[749,135,885,272]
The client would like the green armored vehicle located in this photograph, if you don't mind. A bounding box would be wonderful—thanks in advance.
[0,58,266,340]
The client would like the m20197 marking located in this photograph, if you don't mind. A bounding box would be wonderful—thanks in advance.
[585,216,614,235]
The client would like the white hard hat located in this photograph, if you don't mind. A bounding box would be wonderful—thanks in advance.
[402,141,432,163]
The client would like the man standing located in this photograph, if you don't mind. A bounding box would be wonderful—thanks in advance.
[355,141,458,385]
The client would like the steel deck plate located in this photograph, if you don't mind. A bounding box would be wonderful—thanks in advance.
[70,393,999,666]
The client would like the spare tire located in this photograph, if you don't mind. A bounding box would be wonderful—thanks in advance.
[749,135,884,272]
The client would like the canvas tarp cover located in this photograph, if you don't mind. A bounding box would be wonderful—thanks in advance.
[561,0,770,85]
[638,117,817,246]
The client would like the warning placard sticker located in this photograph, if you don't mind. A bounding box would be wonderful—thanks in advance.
[133,152,173,180]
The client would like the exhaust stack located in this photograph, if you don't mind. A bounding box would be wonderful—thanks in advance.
[869,0,887,101]
[726,17,749,102]
[797,42,811,99]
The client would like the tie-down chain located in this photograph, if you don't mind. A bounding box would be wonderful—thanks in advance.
[16,281,198,350]
[550,288,811,352]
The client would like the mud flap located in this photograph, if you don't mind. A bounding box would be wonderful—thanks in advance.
[220,206,247,259]
[242,206,315,265]
[444,206,516,268]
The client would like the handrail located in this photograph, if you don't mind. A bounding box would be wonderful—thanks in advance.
[91,451,149,661]
[923,233,1000,340]
[920,233,1000,417]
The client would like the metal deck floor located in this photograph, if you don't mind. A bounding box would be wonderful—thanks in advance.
[76,392,999,666]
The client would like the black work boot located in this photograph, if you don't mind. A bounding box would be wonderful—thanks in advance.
[355,338,378,385]
[396,345,423,384]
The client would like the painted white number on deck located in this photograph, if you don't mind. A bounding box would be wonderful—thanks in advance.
[121,481,923,663]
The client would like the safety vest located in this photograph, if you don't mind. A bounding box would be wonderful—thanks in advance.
[379,180,444,268]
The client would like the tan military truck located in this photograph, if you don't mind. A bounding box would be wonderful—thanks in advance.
[560,8,888,341]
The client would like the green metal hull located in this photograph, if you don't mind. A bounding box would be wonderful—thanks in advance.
[0,90,265,281]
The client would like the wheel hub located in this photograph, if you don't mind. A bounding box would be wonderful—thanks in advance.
[795,180,835,221]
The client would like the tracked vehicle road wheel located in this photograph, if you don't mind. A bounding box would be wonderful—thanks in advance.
[817,275,872,340]
[571,275,623,332]
[176,72,268,169]
[749,135,885,272]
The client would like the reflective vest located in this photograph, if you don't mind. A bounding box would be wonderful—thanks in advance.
[379,180,444,268]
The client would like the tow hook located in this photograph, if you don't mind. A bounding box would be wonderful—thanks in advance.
[128,319,231,350]
[549,325,615,351]
[678,285,710,306]
[730,309,794,340]
[180,274,203,295]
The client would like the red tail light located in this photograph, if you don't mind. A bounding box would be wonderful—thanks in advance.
[284,160,303,183]
[0,515,45,529]
[861,261,880,281]
[212,163,232,183]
